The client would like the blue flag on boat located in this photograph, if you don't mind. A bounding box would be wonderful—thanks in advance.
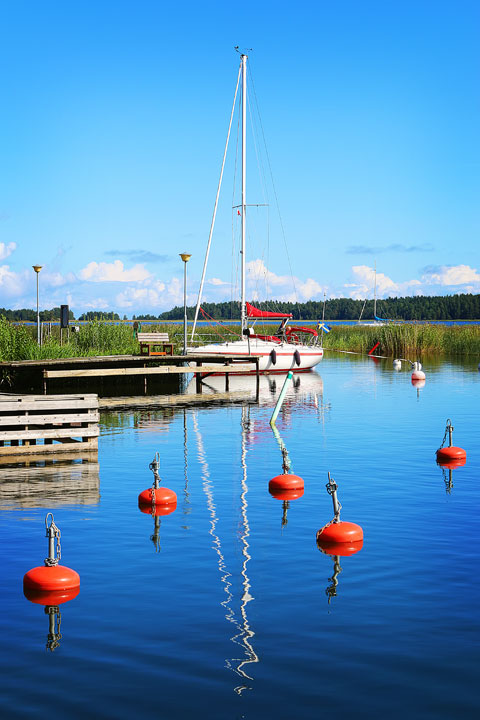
[318,323,331,333]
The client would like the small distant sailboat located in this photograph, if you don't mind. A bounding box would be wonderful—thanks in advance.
[358,262,390,326]
[188,52,323,374]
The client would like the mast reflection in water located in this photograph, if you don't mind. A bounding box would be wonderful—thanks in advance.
[192,408,259,694]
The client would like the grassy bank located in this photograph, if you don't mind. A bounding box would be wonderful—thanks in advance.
[0,318,180,362]
[0,317,479,362]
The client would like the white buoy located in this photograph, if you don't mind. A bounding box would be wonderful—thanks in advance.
[411,361,425,380]
[393,359,402,370]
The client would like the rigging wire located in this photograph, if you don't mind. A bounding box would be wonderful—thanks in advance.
[191,62,242,339]
[247,59,300,309]
[231,100,242,316]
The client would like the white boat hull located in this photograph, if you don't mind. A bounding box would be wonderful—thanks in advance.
[187,339,323,374]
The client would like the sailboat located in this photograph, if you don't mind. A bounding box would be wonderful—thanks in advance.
[358,262,388,326]
[187,52,323,374]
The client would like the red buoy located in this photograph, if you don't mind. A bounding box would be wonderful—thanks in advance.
[436,446,466,463]
[317,539,363,557]
[269,473,304,492]
[138,501,177,516]
[24,564,80,592]
[436,420,466,465]
[24,586,80,606]
[24,513,80,595]
[436,456,466,470]
[138,487,177,506]
[411,377,426,388]
[316,520,363,545]
[269,487,304,501]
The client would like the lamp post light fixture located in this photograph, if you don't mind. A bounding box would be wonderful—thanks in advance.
[179,253,192,355]
[32,265,43,345]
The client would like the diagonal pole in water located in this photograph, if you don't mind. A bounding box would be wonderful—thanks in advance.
[270,371,293,427]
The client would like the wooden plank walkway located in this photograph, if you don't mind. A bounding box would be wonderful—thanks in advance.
[0,393,99,457]
[0,354,260,395]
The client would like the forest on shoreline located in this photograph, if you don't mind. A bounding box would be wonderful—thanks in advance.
[157,294,480,322]
[1,293,479,323]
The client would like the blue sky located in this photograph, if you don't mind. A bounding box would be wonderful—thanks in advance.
[0,0,479,316]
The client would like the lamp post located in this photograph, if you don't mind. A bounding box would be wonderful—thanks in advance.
[32,265,42,345]
[179,253,191,355]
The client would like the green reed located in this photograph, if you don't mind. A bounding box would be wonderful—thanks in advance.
[1,317,479,362]
[0,319,183,361]
[322,323,480,356]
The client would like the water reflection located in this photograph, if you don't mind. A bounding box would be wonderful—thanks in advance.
[44,605,62,651]
[182,408,191,524]
[436,454,466,494]
[186,370,324,412]
[317,543,363,604]
[24,587,80,651]
[269,424,304,528]
[192,408,258,694]
[325,555,342,604]
[0,456,100,509]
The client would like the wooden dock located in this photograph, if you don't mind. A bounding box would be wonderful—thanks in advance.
[0,353,260,395]
[0,393,99,457]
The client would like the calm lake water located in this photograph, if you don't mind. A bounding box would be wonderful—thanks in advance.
[1,354,479,719]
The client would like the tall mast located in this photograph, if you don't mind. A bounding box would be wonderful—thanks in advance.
[373,260,377,319]
[241,53,247,332]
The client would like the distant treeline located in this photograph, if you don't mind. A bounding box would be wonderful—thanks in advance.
[2,293,479,322]
[0,308,126,322]
[0,307,76,322]
[156,294,480,321]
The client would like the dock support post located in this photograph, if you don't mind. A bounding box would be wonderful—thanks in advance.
[196,363,203,393]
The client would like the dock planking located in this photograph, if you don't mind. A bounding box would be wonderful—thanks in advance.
[0,393,99,456]
[0,353,260,394]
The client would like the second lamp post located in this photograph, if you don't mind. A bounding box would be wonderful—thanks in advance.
[179,253,191,355]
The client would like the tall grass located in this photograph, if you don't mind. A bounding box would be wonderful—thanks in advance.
[322,323,480,356]
[0,317,479,362]
[0,318,181,361]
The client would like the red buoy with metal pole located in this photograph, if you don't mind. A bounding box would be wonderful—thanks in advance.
[316,473,363,548]
[23,513,80,594]
[138,452,177,509]
[436,419,467,465]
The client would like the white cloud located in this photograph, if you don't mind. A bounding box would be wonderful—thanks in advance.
[421,264,480,288]
[245,259,324,302]
[0,242,16,261]
[0,265,26,297]
[43,270,76,288]
[79,260,152,283]
[81,297,110,310]
[116,277,184,310]
[346,265,421,299]
[208,277,229,286]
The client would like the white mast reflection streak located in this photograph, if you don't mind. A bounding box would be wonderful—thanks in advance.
[192,410,258,693]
